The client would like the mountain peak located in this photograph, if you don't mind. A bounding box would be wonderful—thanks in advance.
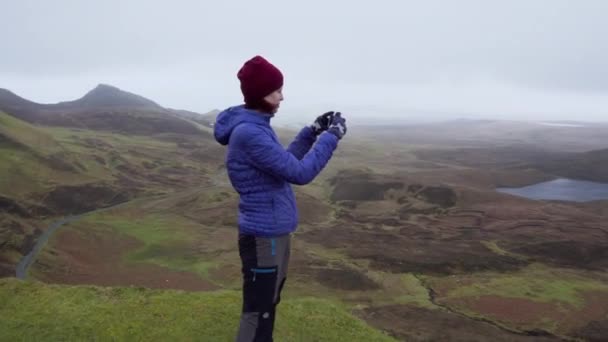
[73,84,162,109]
[91,83,120,92]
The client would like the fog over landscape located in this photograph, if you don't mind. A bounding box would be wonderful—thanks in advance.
[2,0,608,124]
[3,1,608,341]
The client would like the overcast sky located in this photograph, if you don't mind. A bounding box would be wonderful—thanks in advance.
[1,0,607,124]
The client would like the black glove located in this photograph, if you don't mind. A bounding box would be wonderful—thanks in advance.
[311,111,335,135]
[327,112,347,139]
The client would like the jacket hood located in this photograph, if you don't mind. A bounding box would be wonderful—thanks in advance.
[213,105,272,145]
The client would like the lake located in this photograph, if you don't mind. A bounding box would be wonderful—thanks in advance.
[497,178,608,202]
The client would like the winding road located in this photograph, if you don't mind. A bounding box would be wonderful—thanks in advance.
[15,215,81,279]
[15,202,129,279]
[13,184,223,280]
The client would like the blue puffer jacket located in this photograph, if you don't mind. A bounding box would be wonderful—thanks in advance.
[214,105,339,237]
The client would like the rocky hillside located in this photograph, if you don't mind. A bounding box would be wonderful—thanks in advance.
[0,85,201,135]
[0,85,221,277]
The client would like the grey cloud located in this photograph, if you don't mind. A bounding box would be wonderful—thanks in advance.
[1,0,608,121]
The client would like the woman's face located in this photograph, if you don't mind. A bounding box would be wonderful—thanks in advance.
[263,88,284,114]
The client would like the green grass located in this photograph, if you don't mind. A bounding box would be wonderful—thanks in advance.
[42,126,176,178]
[85,212,191,245]
[0,115,211,198]
[0,278,395,342]
[0,146,52,195]
[395,274,435,308]
[0,145,98,196]
[480,240,528,261]
[434,264,608,308]
[0,112,63,155]
[480,240,509,256]
[127,244,219,277]
[41,126,211,186]
[81,212,220,278]
[0,113,104,195]
[45,126,176,149]
[293,242,437,309]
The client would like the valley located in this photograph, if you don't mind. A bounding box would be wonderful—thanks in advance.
[1,85,608,341]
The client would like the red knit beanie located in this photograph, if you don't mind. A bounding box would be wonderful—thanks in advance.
[237,56,284,105]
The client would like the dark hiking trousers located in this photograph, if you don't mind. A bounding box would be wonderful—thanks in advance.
[236,234,291,342]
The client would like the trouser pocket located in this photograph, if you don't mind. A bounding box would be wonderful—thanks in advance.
[243,266,278,313]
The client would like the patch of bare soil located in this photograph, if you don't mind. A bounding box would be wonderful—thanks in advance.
[34,228,217,291]
[357,305,560,342]
[465,296,564,325]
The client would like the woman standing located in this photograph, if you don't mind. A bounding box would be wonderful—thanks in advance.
[214,55,347,341]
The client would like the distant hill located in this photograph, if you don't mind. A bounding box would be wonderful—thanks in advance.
[60,84,162,109]
[0,89,45,122]
[0,85,222,276]
[169,108,220,127]
[354,119,608,152]
[532,148,608,182]
[0,85,200,135]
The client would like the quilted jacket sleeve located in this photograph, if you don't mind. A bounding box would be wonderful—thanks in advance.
[232,124,338,185]
[286,126,317,160]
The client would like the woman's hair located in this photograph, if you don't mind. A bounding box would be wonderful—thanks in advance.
[244,97,278,114]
